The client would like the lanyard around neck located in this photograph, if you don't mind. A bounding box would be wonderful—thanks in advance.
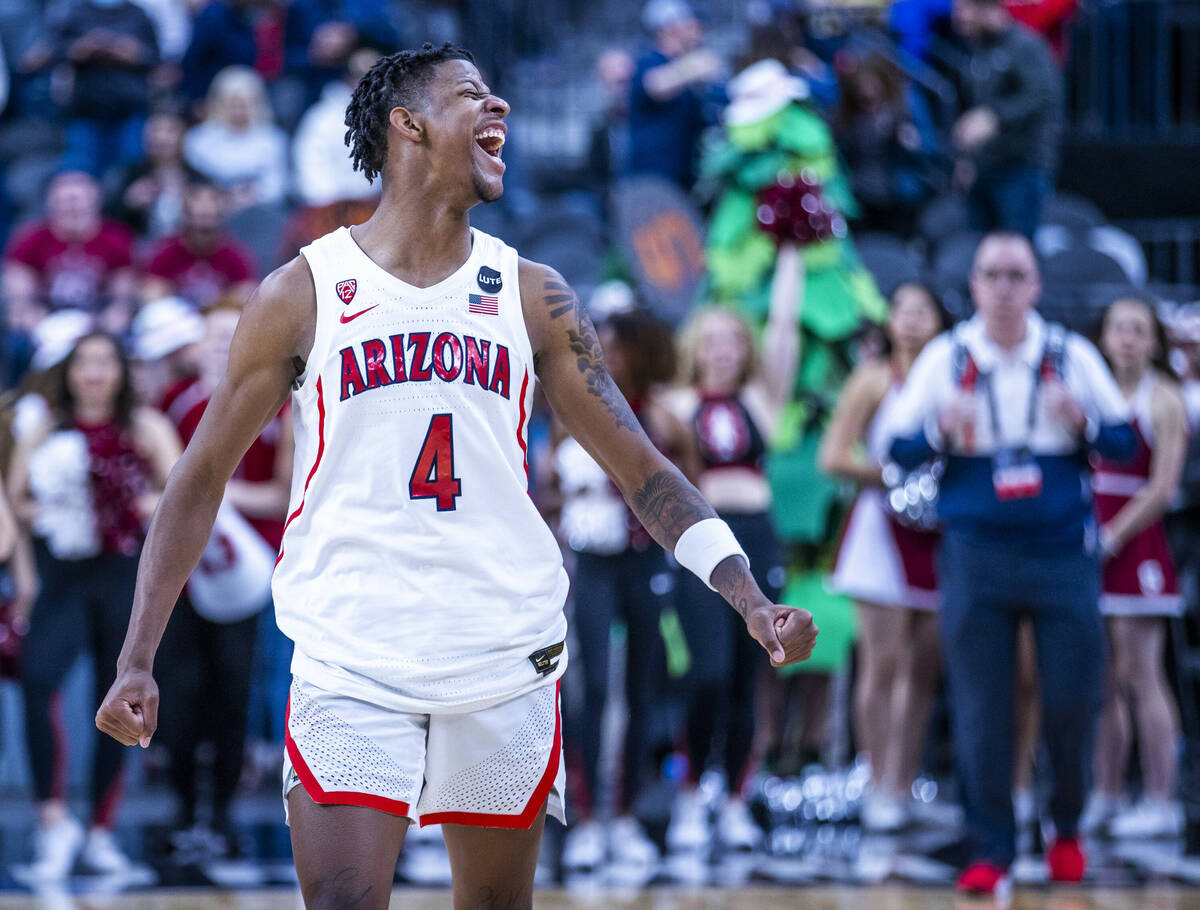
[978,360,1045,446]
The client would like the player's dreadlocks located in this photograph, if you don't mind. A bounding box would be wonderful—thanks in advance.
[344,43,476,183]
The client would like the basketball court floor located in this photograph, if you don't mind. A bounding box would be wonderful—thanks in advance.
[0,886,1199,908]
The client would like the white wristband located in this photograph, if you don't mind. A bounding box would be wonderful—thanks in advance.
[674,518,749,592]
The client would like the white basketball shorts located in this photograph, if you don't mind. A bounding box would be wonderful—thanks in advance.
[282,675,566,829]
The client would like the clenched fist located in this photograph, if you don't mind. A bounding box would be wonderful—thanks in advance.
[746,605,819,668]
[95,668,159,749]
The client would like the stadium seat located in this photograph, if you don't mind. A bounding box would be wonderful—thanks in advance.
[4,153,60,215]
[1042,247,1130,286]
[518,210,606,297]
[1040,281,1101,333]
[916,194,969,252]
[1089,225,1148,286]
[1037,223,1148,288]
[853,232,924,297]
[1042,193,1106,231]
[932,230,982,288]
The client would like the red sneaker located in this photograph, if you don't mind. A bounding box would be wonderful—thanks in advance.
[1047,837,1086,883]
[957,861,1010,895]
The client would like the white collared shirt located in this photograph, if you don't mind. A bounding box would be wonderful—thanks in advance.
[884,311,1129,456]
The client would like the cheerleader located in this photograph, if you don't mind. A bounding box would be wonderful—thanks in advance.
[821,281,948,831]
[663,243,803,851]
[1085,296,1188,838]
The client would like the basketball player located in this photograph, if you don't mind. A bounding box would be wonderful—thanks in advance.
[96,44,818,909]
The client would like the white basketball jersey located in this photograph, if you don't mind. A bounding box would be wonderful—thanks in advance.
[273,226,570,713]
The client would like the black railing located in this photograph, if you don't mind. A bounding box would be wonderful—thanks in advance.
[1068,0,1200,142]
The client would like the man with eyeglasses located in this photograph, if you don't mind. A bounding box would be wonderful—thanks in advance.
[884,231,1135,896]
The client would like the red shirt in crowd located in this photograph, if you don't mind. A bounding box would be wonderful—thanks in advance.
[78,418,151,557]
[166,377,287,550]
[1004,0,1078,64]
[144,235,257,308]
[5,220,133,312]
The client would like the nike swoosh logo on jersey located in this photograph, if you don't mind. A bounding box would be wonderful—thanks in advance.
[339,304,379,324]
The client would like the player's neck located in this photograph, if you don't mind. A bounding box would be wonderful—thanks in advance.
[352,187,474,289]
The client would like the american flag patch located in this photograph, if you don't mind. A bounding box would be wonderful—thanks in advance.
[468,294,499,315]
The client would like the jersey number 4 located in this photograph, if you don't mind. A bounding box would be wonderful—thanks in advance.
[409,413,462,510]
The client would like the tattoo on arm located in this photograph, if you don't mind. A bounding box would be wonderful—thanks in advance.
[710,555,757,619]
[629,469,716,545]
[540,275,639,433]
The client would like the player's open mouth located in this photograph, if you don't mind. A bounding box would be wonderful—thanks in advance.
[474,127,506,158]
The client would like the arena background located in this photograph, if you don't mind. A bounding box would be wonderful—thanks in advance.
[2,0,1200,906]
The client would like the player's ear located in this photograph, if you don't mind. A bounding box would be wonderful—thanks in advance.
[389,106,423,143]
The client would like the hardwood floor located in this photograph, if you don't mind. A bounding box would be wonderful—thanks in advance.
[1,887,1199,909]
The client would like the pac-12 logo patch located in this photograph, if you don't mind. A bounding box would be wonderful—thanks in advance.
[476,265,502,293]
[336,279,357,304]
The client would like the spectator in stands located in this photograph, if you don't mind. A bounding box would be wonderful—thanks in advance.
[142,182,258,308]
[291,47,379,207]
[833,53,941,236]
[664,245,801,853]
[110,112,206,239]
[1085,296,1189,838]
[283,0,400,110]
[156,304,290,856]
[890,0,954,62]
[3,171,137,342]
[554,306,692,871]
[1003,0,1078,66]
[892,231,1132,893]
[628,0,724,191]
[823,281,950,832]
[0,40,10,249]
[35,0,160,178]
[129,294,204,408]
[8,331,179,881]
[951,0,1063,239]
[134,0,192,65]
[886,231,1135,895]
[180,0,258,105]
[582,48,634,201]
[184,66,289,210]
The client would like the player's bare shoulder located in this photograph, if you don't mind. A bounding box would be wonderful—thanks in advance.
[238,255,319,381]
[516,257,584,362]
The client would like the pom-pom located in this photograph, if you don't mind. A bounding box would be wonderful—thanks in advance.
[756,171,847,247]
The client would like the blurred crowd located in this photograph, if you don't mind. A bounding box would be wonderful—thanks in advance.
[2,0,1200,893]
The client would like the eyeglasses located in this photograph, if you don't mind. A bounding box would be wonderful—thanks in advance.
[974,268,1035,284]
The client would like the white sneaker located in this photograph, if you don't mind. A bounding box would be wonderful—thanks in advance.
[24,815,84,881]
[862,792,907,833]
[1109,799,1185,839]
[562,818,606,870]
[1079,792,1123,835]
[667,789,711,851]
[1013,789,1036,828]
[609,816,659,864]
[717,797,762,850]
[80,827,133,875]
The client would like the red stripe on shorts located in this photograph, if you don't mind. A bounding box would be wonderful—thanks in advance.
[283,692,412,817]
[419,680,562,829]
